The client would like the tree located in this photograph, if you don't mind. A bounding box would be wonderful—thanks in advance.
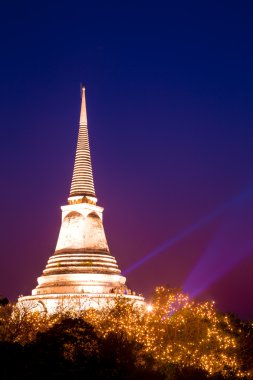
[0,288,251,379]
[0,296,9,306]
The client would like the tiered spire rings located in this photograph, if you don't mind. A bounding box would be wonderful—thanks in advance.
[69,86,96,204]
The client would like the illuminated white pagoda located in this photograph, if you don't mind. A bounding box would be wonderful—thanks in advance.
[19,87,144,313]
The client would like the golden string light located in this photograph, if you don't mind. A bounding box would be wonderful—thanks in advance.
[0,287,250,378]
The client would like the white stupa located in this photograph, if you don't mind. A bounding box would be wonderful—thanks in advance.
[18,87,144,313]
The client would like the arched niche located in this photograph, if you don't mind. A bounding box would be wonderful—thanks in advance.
[64,211,84,221]
[87,211,101,220]
[32,301,46,313]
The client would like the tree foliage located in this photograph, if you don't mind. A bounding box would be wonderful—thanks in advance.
[0,287,252,380]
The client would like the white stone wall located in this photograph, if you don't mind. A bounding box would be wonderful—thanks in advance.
[19,293,145,314]
[56,203,109,252]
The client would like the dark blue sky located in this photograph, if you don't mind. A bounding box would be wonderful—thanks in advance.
[1,1,253,319]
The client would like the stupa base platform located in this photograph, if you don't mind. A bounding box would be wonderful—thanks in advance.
[18,293,145,314]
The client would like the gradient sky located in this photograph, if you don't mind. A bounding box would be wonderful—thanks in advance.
[1,1,253,319]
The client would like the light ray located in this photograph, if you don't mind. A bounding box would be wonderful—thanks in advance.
[123,184,253,276]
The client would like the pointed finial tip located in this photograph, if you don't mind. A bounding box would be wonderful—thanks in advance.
[80,84,86,99]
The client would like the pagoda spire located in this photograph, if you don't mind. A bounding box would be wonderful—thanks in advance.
[69,86,96,203]
[18,86,145,313]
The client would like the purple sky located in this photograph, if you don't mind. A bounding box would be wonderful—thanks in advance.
[1,1,253,319]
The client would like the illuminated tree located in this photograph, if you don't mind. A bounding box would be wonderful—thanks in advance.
[84,288,247,378]
[0,302,51,344]
[142,287,241,377]
[0,288,251,379]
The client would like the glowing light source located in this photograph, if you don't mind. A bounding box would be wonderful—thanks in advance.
[146,304,153,312]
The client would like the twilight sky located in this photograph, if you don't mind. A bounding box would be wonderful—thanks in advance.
[1,1,253,319]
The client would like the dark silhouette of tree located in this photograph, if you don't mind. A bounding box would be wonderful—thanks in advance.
[0,296,9,306]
